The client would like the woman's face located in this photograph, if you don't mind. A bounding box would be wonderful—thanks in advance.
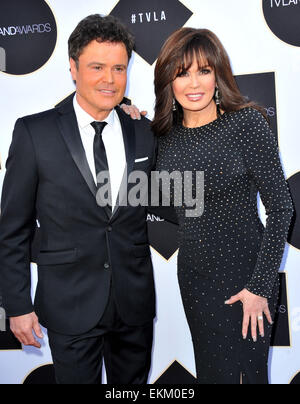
[172,57,217,115]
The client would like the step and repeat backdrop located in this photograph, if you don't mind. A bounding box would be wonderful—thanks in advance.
[0,0,300,384]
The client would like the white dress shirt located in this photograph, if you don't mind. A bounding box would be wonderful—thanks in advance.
[73,95,127,211]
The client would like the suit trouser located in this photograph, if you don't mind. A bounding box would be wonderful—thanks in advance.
[47,288,154,384]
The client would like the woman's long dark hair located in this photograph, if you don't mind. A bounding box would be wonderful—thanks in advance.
[152,28,266,136]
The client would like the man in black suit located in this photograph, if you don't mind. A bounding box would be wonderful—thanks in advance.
[0,15,156,384]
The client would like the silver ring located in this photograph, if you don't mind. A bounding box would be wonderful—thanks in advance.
[258,316,263,321]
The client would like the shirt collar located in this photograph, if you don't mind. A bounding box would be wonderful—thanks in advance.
[73,94,115,131]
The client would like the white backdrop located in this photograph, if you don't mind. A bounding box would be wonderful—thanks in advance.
[0,0,300,384]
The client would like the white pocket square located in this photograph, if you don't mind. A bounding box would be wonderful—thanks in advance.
[135,157,149,163]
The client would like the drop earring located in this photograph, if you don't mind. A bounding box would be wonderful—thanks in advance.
[215,87,221,105]
[215,87,221,117]
[173,98,177,112]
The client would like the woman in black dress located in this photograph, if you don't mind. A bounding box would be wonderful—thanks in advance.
[151,28,294,384]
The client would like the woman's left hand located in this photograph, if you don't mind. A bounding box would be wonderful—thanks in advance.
[225,289,273,342]
[120,104,147,120]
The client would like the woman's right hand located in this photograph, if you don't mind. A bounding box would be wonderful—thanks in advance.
[120,104,147,120]
[225,289,273,342]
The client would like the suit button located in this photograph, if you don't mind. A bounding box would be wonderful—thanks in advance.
[107,226,112,232]
[104,263,110,270]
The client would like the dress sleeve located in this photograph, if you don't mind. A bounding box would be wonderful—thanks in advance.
[239,109,294,299]
[147,136,179,225]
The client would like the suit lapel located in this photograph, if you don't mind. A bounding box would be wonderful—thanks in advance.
[116,106,136,179]
[56,94,112,220]
[112,107,136,220]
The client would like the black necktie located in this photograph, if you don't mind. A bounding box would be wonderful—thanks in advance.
[91,121,112,211]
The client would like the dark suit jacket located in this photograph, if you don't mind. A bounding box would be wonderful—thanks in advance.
[0,94,157,335]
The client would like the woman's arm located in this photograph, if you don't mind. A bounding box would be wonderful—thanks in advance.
[226,108,294,342]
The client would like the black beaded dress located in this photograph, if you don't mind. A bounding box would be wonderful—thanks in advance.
[155,108,294,384]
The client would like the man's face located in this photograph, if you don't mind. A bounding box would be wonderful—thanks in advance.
[70,40,129,120]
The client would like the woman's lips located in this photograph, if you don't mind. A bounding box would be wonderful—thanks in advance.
[186,93,205,102]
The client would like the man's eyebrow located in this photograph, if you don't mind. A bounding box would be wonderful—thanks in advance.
[87,62,105,67]
[87,62,127,68]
